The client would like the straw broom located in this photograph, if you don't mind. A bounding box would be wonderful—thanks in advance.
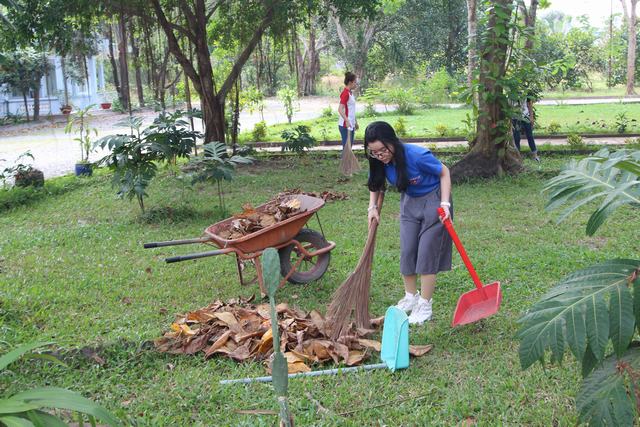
[327,192,384,339]
[339,128,360,176]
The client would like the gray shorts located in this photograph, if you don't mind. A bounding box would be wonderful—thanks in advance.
[399,189,453,276]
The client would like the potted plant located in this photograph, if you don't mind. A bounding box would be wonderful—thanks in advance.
[60,105,72,115]
[0,151,44,188]
[100,101,112,110]
[65,104,98,176]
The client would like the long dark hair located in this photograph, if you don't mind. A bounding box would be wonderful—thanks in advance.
[364,121,408,192]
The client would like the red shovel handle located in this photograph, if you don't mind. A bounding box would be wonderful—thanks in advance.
[437,207,484,290]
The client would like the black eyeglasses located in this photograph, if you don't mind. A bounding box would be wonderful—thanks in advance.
[367,147,390,159]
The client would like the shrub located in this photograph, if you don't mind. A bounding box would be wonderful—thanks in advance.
[435,124,448,137]
[277,87,298,124]
[252,121,268,142]
[547,121,561,134]
[383,87,416,115]
[418,68,454,107]
[95,111,201,213]
[394,117,408,137]
[566,133,585,148]
[615,112,629,134]
[360,87,383,117]
[281,125,316,154]
[321,106,334,119]
[186,142,253,212]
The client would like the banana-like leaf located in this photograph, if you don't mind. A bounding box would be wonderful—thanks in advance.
[25,410,67,427]
[8,387,121,426]
[576,347,640,426]
[0,342,53,371]
[0,415,34,427]
[517,259,640,371]
[543,148,640,236]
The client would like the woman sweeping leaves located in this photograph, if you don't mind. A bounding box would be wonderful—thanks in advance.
[365,121,453,324]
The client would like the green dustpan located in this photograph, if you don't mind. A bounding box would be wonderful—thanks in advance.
[380,306,410,371]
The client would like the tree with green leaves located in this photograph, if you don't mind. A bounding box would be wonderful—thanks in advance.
[517,148,640,425]
[145,0,377,144]
[620,0,638,95]
[450,0,523,182]
[0,48,48,121]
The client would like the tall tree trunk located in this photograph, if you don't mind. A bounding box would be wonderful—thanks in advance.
[333,14,377,89]
[107,23,121,102]
[61,56,70,107]
[32,81,40,121]
[466,0,477,91]
[118,12,131,111]
[130,20,145,107]
[22,91,30,122]
[296,19,324,96]
[523,0,539,51]
[151,0,276,143]
[620,0,638,95]
[141,15,158,101]
[451,0,522,183]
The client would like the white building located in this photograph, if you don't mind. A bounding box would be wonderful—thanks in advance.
[0,54,107,118]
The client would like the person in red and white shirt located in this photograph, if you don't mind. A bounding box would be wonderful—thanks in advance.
[338,72,358,154]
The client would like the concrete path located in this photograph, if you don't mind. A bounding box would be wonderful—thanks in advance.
[1,95,638,180]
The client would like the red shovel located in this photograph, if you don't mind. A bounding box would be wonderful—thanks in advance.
[438,208,502,327]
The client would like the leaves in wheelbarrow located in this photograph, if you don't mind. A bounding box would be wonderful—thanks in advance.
[217,197,306,240]
[278,188,349,202]
[155,298,431,373]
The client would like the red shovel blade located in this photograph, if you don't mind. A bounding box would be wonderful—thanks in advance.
[452,281,502,327]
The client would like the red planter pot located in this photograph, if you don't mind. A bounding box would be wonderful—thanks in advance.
[100,103,112,110]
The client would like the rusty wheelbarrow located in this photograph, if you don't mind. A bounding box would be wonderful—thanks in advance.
[144,195,336,295]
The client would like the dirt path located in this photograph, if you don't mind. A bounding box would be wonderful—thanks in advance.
[1,95,637,179]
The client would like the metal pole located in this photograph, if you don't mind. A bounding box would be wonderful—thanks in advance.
[219,363,388,385]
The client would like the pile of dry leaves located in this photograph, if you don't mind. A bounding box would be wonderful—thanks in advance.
[155,296,432,373]
[217,197,304,240]
[278,188,349,202]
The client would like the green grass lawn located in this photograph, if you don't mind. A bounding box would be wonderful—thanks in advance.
[242,102,640,143]
[1,154,639,425]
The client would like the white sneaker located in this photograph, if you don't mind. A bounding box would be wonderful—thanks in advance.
[396,293,420,313]
[408,298,433,324]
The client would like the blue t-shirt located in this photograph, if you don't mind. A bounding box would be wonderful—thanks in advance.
[385,144,442,197]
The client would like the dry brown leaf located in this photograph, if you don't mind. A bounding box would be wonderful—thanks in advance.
[228,341,252,361]
[409,344,434,357]
[287,360,311,374]
[257,328,273,354]
[357,339,381,352]
[204,331,232,358]
[183,333,212,355]
[346,350,366,366]
[171,323,196,337]
[213,312,238,326]
[186,310,216,324]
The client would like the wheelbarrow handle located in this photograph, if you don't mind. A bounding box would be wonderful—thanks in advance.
[165,248,233,263]
[437,207,484,289]
[144,237,210,248]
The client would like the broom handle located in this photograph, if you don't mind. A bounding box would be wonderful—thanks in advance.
[437,207,483,289]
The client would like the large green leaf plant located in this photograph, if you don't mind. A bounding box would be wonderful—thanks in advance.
[95,111,201,213]
[0,342,121,426]
[517,148,640,426]
[186,142,253,213]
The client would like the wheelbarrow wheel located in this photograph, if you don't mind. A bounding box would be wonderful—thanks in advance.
[279,228,331,284]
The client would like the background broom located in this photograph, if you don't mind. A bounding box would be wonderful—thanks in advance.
[327,192,384,339]
[339,128,360,177]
